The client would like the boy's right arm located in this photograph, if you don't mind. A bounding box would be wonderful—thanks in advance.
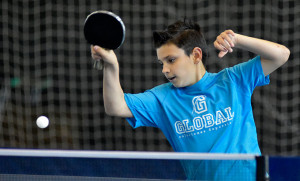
[91,45,133,117]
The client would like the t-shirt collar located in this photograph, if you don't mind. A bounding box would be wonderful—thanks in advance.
[179,71,210,92]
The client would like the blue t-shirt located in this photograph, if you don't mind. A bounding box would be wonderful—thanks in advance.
[124,56,270,180]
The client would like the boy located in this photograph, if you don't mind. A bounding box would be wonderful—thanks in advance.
[91,20,289,180]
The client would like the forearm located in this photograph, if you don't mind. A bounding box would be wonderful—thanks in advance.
[91,45,132,117]
[214,30,290,75]
[103,63,126,116]
[235,34,290,64]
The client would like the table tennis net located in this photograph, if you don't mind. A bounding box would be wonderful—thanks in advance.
[0,149,264,181]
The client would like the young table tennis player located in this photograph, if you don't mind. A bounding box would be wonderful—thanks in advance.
[91,20,289,180]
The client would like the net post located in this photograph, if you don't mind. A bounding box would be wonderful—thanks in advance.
[256,155,269,181]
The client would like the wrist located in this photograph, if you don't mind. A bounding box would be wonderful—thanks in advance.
[233,33,241,48]
[104,61,119,71]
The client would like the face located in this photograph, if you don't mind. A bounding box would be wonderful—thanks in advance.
[156,43,199,88]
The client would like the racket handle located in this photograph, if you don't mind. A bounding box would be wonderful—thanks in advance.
[93,60,103,70]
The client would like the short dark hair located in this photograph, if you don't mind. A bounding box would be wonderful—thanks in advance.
[153,20,208,62]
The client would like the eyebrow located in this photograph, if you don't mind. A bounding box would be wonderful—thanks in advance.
[157,55,173,62]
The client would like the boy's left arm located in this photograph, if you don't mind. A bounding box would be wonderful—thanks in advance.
[214,30,290,76]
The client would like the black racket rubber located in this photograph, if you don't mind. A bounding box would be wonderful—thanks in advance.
[84,10,125,50]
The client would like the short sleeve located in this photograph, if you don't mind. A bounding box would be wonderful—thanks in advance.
[226,56,270,94]
[124,91,161,129]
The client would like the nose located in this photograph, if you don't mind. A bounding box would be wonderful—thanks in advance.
[162,63,170,74]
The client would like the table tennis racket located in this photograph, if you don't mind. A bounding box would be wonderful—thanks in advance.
[84,10,125,70]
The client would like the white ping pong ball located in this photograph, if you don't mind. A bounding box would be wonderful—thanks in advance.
[36,116,49,128]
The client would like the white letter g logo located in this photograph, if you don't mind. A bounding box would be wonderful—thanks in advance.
[193,96,207,114]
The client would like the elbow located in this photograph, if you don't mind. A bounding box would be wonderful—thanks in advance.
[281,45,290,64]
[105,105,127,117]
[103,95,129,117]
[104,107,118,116]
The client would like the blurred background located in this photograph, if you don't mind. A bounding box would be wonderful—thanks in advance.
[0,0,299,155]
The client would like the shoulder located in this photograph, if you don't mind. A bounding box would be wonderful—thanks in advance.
[125,82,173,100]
[147,82,174,99]
[227,56,261,72]
[217,56,262,78]
[219,56,269,91]
[150,82,173,92]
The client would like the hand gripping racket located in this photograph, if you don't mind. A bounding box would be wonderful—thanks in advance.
[84,10,125,70]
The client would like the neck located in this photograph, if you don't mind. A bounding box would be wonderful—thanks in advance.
[195,61,206,82]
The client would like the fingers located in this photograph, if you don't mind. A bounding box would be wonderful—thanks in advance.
[218,50,228,58]
[222,30,235,46]
[215,38,232,53]
[90,45,118,68]
[216,32,235,52]
[91,45,102,60]
[214,30,236,58]
[91,45,111,60]
[90,45,103,70]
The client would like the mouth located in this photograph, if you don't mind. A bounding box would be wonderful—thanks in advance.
[167,76,176,82]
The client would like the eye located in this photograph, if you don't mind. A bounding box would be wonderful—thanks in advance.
[168,58,176,63]
[157,60,163,65]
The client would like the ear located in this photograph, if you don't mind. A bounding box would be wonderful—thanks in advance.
[191,47,203,64]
